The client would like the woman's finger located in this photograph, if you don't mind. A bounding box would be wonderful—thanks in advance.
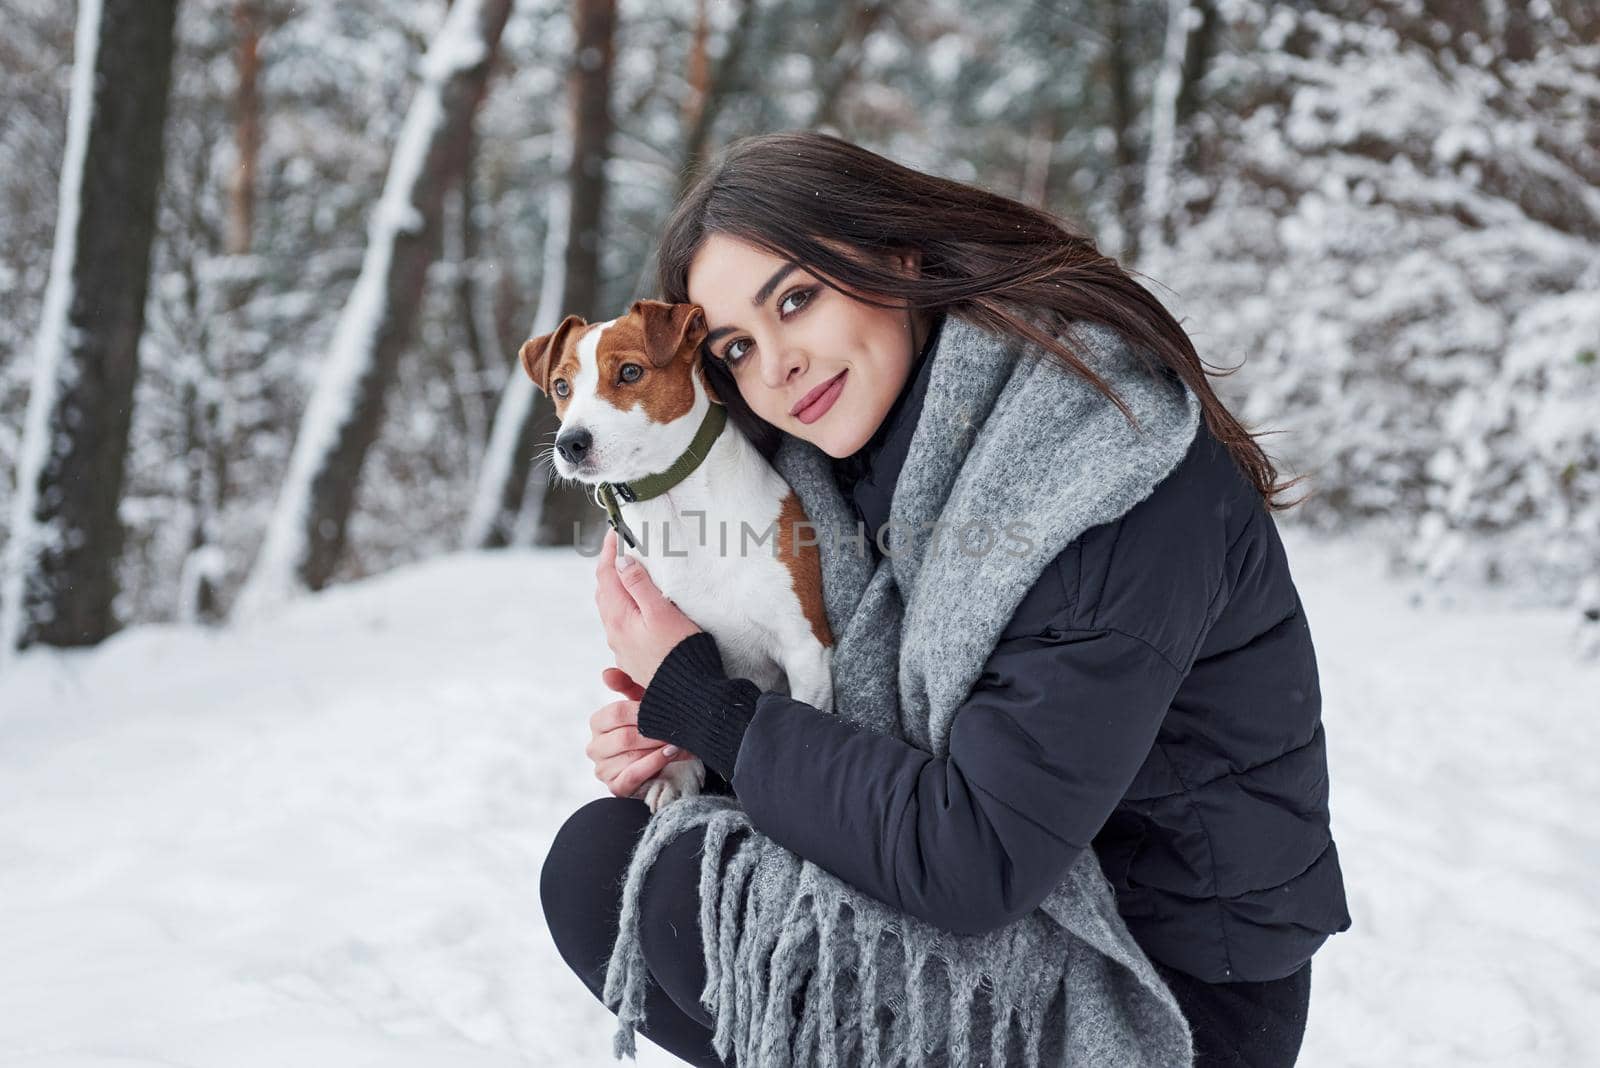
[594,743,667,784]
[586,722,651,761]
[610,745,678,799]
[601,666,645,701]
[594,531,638,618]
[588,698,639,735]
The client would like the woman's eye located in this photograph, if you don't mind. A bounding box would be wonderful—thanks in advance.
[720,285,817,367]
[779,286,814,316]
[619,363,642,383]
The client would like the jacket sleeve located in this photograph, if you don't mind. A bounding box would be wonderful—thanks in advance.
[637,545,1208,937]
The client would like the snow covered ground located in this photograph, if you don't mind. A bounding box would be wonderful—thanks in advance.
[0,527,1595,1067]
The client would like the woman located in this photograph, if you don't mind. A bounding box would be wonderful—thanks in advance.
[540,130,1352,1066]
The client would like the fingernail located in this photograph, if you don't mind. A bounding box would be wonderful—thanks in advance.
[662,745,678,756]
[617,553,637,570]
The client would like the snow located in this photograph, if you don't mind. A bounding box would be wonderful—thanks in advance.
[1,527,1596,1066]
[0,547,681,1067]
[0,0,102,664]
[235,0,498,621]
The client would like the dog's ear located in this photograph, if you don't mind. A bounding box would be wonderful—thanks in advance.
[519,314,587,395]
[630,299,707,369]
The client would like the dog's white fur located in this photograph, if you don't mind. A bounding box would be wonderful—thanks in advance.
[554,317,834,813]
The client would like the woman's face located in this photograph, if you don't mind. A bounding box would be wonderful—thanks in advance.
[686,232,926,459]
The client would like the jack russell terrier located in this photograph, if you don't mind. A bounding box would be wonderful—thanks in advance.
[519,299,835,813]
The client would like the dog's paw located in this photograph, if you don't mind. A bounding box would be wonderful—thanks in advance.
[641,756,706,814]
[642,777,679,813]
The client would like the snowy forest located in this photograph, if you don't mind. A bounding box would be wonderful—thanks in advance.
[1,0,1595,657]
[1,2,1599,1065]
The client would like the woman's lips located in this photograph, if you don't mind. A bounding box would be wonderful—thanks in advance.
[793,370,847,424]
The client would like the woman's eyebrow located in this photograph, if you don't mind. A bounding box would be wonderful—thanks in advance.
[704,261,799,344]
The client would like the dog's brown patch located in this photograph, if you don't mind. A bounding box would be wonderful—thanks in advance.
[517,300,718,424]
[597,315,695,425]
[776,489,833,648]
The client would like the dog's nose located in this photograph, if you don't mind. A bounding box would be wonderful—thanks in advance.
[555,427,592,465]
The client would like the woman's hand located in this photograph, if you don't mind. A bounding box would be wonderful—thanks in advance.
[588,666,698,799]
[594,527,704,689]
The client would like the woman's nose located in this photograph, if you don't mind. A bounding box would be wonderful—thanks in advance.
[759,342,806,391]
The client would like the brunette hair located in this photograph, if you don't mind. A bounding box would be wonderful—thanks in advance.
[654,129,1309,511]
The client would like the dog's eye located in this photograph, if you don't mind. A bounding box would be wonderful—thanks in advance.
[554,380,569,398]
[619,363,643,383]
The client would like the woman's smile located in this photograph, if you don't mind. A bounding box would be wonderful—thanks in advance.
[792,370,847,423]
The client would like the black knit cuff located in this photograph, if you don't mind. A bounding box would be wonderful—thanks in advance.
[638,631,761,782]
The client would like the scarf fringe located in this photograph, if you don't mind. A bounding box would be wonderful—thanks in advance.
[602,798,1189,1066]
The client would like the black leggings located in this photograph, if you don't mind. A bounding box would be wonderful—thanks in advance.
[540,796,737,1067]
[1153,958,1311,1067]
[540,796,1312,1067]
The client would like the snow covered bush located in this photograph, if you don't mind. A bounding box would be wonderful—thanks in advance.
[1144,0,1599,617]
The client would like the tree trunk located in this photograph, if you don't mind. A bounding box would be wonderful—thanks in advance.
[1174,0,1215,131]
[234,0,514,616]
[176,0,262,625]
[672,0,758,206]
[227,0,260,257]
[0,0,181,657]
[461,146,570,551]
[531,0,619,548]
[1102,0,1140,262]
[809,1,891,132]
[617,0,755,307]
[1022,106,1059,210]
[1140,0,1193,261]
[448,118,496,470]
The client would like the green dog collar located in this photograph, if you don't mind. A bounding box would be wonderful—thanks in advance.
[595,402,728,549]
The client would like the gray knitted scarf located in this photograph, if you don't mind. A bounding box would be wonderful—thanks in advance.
[601,312,1203,1066]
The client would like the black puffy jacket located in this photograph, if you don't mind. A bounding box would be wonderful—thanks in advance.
[646,329,1353,984]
